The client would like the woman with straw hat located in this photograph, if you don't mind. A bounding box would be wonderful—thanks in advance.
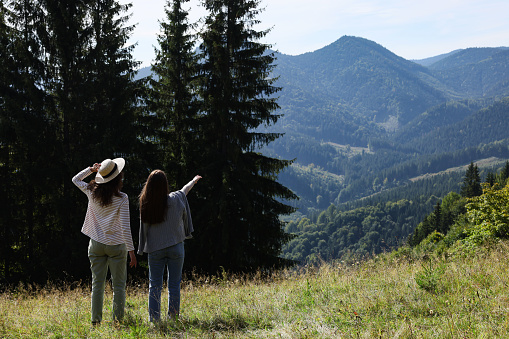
[72,158,137,325]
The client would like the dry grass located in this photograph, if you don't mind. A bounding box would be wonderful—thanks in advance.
[3,242,509,338]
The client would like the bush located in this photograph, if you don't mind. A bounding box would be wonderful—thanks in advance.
[415,259,444,293]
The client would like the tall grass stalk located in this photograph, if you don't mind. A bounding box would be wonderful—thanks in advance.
[3,241,509,338]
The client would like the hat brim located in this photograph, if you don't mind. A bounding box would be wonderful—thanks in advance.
[95,158,125,184]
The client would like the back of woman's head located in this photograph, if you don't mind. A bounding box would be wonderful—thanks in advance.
[139,170,169,224]
[87,172,124,207]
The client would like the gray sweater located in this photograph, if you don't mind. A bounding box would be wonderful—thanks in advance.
[137,180,195,255]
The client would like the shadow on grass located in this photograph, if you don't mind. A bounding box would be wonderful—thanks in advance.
[184,313,274,333]
[123,310,273,337]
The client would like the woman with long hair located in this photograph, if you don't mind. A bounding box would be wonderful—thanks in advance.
[72,158,137,325]
[138,170,201,321]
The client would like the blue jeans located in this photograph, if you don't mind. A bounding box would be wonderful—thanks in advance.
[148,242,185,321]
[88,239,127,323]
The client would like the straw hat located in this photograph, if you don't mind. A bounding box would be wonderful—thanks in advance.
[95,158,125,184]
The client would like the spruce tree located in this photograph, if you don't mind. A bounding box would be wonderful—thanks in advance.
[3,0,146,282]
[84,0,147,189]
[432,202,442,233]
[42,0,96,256]
[42,0,146,279]
[192,0,297,272]
[461,161,482,198]
[150,0,200,187]
[486,171,496,187]
[498,160,509,186]
[0,0,14,282]
[6,0,50,280]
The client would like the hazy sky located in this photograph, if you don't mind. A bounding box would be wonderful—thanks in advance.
[119,0,509,67]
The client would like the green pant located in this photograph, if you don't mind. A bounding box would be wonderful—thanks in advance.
[88,239,127,323]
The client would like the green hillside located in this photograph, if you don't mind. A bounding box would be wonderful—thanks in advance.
[431,49,509,97]
[275,36,448,131]
[427,47,509,70]
[403,98,509,154]
[393,99,492,144]
[264,36,509,214]
[4,240,509,338]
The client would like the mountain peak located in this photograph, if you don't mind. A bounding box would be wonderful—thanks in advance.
[290,35,425,77]
[323,35,389,54]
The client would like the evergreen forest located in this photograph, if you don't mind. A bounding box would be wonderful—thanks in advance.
[2,0,509,287]
[0,0,295,285]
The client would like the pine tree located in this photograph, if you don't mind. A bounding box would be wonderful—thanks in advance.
[41,0,146,279]
[0,0,15,282]
[6,0,50,281]
[461,161,482,198]
[84,0,147,187]
[150,0,200,187]
[485,171,496,187]
[192,0,297,272]
[432,202,442,233]
[42,1,96,260]
[498,160,509,186]
[3,0,146,282]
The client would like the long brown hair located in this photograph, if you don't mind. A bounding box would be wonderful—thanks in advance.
[139,170,170,224]
[87,172,124,207]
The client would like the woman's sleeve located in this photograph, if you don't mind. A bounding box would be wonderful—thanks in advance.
[176,191,194,238]
[120,196,135,251]
[180,178,197,195]
[72,167,93,193]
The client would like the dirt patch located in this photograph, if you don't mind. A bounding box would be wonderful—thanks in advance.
[325,142,373,157]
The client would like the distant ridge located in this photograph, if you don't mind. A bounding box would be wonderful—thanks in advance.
[426,47,509,70]
[412,49,463,67]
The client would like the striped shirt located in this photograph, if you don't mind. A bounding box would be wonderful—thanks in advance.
[72,168,135,251]
[137,179,196,255]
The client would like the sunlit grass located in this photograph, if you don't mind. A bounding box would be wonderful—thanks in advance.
[3,241,509,338]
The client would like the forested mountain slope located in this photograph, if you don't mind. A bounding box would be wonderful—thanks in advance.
[402,98,509,154]
[262,36,509,214]
[412,49,462,67]
[431,48,509,97]
[271,37,509,144]
[274,36,449,139]
[393,99,493,144]
[426,47,509,70]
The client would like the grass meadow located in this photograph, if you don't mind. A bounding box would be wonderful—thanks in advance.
[2,241,509,338]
